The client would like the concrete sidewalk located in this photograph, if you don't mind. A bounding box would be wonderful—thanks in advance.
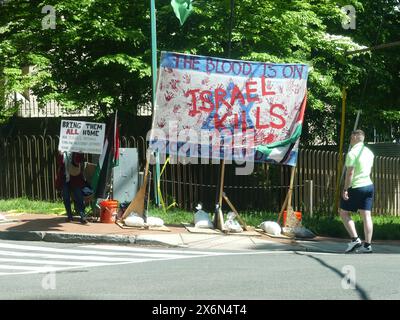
[0,213,297,250]
[1,213,400,254]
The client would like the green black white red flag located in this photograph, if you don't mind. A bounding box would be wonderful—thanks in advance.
[91,112,120,199]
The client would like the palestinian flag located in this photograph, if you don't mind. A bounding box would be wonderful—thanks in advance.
[171,0,193,25]
[112,110,120,167]
[255,94,307,166]
[91,112,120,199]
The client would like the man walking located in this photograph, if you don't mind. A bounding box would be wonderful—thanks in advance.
[340,130,374,253]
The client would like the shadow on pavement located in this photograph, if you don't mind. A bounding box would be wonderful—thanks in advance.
[3,216,68,232]
[294,251,370,300]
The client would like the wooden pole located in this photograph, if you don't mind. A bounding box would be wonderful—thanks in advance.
[214,0,235,231]
[284,166,297,226]
[216,159,226,230]
[277,166,296,225]
[222,192,248,231]
[338,110,361,189]
[277,192,289,225]
[121,159,150,220]
[333,88,347,215]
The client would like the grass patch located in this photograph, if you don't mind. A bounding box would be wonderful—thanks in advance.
[0,198,65,215]
[148,207,193,225]
[147,207,277,227]
[302,214,400,240]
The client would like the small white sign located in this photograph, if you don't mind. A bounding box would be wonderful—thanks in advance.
[58,120,105,154]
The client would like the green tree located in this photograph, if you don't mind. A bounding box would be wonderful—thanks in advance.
[345,0,400,141]
[1,0,152,120]
[157,0,367,144]
[1,0,399,144]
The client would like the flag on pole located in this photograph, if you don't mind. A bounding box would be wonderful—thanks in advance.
[255,94,307,164]
[112,110,120,167]
[171,0,193,25]
[256,95,307,156]
[91,112,120,199]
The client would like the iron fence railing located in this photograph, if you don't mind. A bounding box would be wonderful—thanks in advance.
[6,93,152,118]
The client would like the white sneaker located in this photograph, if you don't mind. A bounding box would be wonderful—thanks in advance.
[345,238,362,253]
[357,245,373,254]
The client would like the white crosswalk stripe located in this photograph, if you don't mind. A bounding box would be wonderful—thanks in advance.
[0,242,227,276]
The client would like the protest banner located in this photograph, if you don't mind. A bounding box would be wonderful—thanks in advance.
[58,120,106,155]
[149,52,309,166]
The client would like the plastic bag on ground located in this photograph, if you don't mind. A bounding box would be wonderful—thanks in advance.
[259,221,281,236]
[224,219,243,233]
[224,212,243,233]
[194,207,213,229]
[124,213,145,227]
[146,216,164,227]
[227,211,236,221]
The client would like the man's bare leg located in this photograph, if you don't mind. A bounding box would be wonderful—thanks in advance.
[340,209,358,238]
[359,210,373,244]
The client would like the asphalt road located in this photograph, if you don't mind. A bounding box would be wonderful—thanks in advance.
[0,240,399,300]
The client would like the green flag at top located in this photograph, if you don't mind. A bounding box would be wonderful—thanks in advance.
[171,0,193,26]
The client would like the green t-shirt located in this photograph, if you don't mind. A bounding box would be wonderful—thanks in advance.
[345,142,374,188]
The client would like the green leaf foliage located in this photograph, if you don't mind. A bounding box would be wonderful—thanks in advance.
[0,0,399,143]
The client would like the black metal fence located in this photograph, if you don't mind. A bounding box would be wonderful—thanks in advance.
[1,135,399,215]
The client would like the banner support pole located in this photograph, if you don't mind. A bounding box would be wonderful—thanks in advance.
[150,0,161,207]
[277,165,296,226]
[215,0,235,231]
[333,87,347,216]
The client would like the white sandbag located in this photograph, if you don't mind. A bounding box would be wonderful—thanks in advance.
[195,220,214,229]
[259,221,281,236]
[0,214,5,221]
[224,219,243,233]
[194,209,213,229]
[146,216,164,227]
[124,214,145,227]
[226,211,236,221]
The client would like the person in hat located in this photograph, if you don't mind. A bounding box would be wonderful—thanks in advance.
[55,151,88,224]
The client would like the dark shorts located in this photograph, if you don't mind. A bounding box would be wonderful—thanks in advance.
[340,184,374,212]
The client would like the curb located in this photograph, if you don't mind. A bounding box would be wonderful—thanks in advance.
[0,230,306,249]
[43,232,136,244]
[0,231,45,241]
[0,230,174,246]
[135,235,185,248]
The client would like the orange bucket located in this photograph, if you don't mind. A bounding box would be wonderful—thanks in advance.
[100,200,119,223]
[283,210,302,226]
